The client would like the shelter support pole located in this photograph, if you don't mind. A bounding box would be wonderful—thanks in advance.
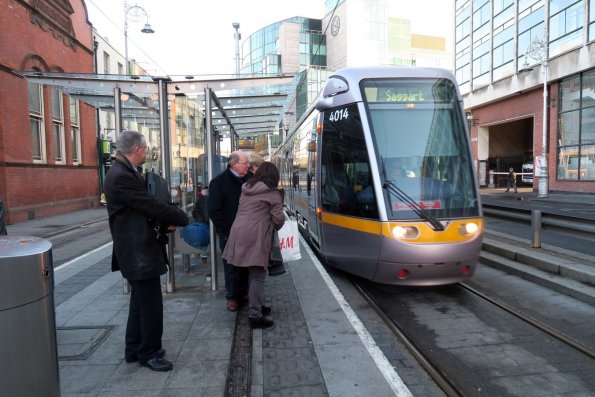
[205,87,218,291]
[113,86,122,135]
[155,77,176,293]
[113,86,130,294]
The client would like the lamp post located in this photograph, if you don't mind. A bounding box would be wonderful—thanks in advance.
[519,35,549,198]
[124,3,155,75]
[232,22,241,77]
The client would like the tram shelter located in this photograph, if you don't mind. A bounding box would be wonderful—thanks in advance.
[21,71,303,292]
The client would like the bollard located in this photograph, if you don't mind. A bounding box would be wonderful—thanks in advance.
[531,210,542,248]
[0,236,60,396]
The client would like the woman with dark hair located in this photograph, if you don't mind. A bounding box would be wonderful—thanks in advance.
[223,162,285,328]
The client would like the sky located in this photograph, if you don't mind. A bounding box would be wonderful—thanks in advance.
[86,0,452,77]
[86,0,326,76]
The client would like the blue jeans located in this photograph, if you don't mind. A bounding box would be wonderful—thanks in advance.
[219,235,249,301]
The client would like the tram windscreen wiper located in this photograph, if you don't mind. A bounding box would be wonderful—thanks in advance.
[382,180,445,231]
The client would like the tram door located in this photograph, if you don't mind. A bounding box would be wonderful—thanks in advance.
[319,104,380,279]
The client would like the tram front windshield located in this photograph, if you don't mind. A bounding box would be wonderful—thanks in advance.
[362,78,479,220]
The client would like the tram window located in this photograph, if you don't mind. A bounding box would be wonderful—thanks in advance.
[363,78,479,219]
[321,103,378,219]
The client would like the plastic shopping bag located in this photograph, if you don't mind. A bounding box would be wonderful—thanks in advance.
[277,220,301,262]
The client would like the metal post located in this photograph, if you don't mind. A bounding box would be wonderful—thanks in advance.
[205,87,218,291]
[113,86,122,135]
[114,85,129,294]
[531,210,542,248]
[156,77,175,292]
[124,4,155,76]
[538,56,549,198]
[233,23,241,77]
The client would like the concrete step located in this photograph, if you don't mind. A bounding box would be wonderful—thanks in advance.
[480,233,595,306]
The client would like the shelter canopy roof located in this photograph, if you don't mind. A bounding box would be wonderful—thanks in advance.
[19,71,304,139]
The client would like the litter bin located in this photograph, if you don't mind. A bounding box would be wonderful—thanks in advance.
[0,236,59,396]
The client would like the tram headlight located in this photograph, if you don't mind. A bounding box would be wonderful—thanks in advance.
[458,222,480,237]
[392,225,419,240]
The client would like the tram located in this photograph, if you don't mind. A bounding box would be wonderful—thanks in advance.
[271,66,483,286]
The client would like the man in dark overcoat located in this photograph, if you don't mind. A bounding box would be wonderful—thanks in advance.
[104,130,188,372]
[207,150,251,312]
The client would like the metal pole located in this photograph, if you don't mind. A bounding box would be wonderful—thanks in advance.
[233,23,241,77]
[537,5,549,198]
[205,87,218,291]
[538,58,549,198]
[156,77,175,292]
[113,86,122,134]
[531,210,542,248]
[124,16,129,75]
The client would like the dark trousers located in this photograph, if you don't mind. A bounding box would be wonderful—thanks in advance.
[125,277,163,363]
[248,266,266,319]
[219,234,249,301]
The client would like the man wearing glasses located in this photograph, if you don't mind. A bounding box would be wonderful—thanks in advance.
[207,150,251,312]
[104,130,188,371]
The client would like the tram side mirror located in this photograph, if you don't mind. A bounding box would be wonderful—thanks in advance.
[307,140,316,152]
[316,77,349,111]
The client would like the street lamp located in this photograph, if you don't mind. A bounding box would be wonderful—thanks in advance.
[232,22,241,77]
[519,35,549,198]
[124,4,155,75]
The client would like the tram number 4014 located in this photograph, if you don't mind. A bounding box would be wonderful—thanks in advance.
[328,108,349,122]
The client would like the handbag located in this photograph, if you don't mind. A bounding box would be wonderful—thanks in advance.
[269,231,285,276]
[277,220,301,262]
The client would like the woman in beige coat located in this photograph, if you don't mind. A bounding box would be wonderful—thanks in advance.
[222,162,285,328]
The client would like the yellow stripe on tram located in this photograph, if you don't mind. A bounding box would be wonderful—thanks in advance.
[321,212,483,244]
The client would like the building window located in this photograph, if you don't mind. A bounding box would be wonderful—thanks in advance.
[590,0,595,41]
[29,82,46,163]
[51,87,65,164]
[103,51,110,74]
[549,0,583,57]
[117,62,124,75]
[70,98,81,165]
[557,70,595,181]
[517,2,544,70]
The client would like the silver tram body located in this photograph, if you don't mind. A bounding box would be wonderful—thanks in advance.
[272,67,483,286]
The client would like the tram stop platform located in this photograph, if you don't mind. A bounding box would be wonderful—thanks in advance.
[4,187,595,396]
[6,207,408,397]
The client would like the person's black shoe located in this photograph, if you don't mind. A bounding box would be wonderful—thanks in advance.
[139,357,173,371]
[249,317,274,329]
[261,305,272,315]
[125,348,165,363]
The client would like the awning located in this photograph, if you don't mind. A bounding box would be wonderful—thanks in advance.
[19,71,304,140]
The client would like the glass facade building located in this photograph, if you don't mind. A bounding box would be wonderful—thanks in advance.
[456,0,595,191]
[240,17,330,149]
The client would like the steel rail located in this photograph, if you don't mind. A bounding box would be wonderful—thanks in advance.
[460,282,595,360]
[351,279,463,397]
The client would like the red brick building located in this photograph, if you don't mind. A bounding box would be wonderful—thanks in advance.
[0,0,99,223]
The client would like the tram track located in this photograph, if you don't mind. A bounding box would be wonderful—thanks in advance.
[350,278,463,397]
[44,219,109,248]
[350,276,595,397]
[459,282,595,360]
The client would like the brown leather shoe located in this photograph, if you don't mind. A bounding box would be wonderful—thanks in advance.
[227,299,238,312]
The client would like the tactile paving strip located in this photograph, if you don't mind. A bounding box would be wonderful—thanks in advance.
[225,305,252,397]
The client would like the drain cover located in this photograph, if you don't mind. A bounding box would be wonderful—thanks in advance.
[57,325,114,361]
